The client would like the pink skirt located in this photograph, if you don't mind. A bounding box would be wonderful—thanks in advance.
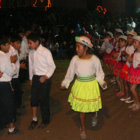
[127,65,140,84]
[113,62,124,76]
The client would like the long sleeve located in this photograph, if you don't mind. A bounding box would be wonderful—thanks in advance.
[29,53,33,80]
[20,37,29,60]
[95,57,106,88]
[61,56,76,88]
[133,53,140,68]
[0,53,17,81]
[45,50,56,78]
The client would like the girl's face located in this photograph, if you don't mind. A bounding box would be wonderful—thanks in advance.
[106,35,111,40]
[115,35,119,42]
[76,42,88,57]
[127,35,134,45]
[133,39,140,49]
[119,39,127,48]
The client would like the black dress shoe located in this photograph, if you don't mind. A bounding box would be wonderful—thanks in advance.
[8,128,19,135]
[38,123,48,129]
[28,120,38,130]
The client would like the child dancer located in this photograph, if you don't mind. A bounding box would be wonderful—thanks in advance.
[112,35,127,97]
[28,33,56,129]
[109,31,122,84]
[0,36,18,134]
[127,36,140,111]
[61,36,106,139]
[100,32,113,76]
[120,31,136,103]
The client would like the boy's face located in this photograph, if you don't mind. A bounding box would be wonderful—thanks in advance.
[0,43,10,53]
[28,40,39,50]
[13,41,21,51]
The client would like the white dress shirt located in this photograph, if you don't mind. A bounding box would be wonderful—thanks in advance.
[12,50,20,78]
[0,51,16,82]
[29,44,56,80]
[61,55,105,89]
[20,36,29,60]
[133,52,140,68]
[6,45,20,78]
[6,45,17,58]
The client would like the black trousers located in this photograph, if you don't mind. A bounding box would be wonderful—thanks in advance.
[31,75,51,124]
[11,78,23,109]
[0,82,16,128]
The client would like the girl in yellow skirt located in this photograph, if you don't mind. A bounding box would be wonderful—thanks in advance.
[61,36,107,139]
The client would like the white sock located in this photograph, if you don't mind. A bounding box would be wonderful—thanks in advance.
[8,127,15,133]
[32,117,37,122]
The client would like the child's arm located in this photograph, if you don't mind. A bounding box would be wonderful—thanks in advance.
[94,56,107,89]
[61,56,77,89]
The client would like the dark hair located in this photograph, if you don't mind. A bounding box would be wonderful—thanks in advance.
[119,38,128,45]
[0,36,9,45]
[106,33,112,38]
[10,35,22,42]
[83,45,94,54]
[115,32,123,37]
[27,33,40,43]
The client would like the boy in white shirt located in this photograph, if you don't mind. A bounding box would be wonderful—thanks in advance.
[28,33,56,129]
[0,36,18,134]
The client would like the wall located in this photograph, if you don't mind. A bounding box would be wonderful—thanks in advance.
[53,0,87,9]
[102,0,126,14]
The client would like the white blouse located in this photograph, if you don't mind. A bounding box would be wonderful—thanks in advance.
[116,47,126,61]
[61,55,105,89]
[133,52,140,68]
[126,45,135,56]
[100,39,113,54]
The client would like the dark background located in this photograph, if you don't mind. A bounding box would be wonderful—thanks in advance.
[0,0,140,14]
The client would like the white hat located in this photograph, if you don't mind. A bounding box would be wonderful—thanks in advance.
[127,31,137,36]
[107,32,113,38]
[75,36,93,48]
[119,35,127,41]
[133,36,140,42]
[115,28,124,35]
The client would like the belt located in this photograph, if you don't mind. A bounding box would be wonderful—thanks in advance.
[77,74,96,82]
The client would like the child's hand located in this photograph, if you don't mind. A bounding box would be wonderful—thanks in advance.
[137,64,140,68]
[121,51,126,56]
[20,62,27,69]
[10,55,18,63]
[112,53,118,59]
[0,71,3,78]
[29,80,32,86]
[60,86,67,90]
[40,76,48,83]
[102,82,107,90]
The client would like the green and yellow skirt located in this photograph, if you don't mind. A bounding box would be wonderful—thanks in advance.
[68,75,102,113]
